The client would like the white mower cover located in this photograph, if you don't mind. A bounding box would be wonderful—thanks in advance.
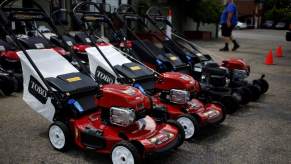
[18,49,79,121]
[86,45,131,83]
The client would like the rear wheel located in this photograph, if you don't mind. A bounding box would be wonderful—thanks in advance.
[111,141,142,164]
[1,85,14,96]
[0,76,15,96]
[247,84,261,101]
[254,79,269,94]
[48,121,71,152]
[176,114,199,140]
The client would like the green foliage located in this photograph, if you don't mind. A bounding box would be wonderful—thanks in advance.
[263,0,291,21]
[264,9,274,20]
[186,0,223,24]
[264,0,291,10]
[203,0,224,23]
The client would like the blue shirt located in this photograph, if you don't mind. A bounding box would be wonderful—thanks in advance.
[220,2,238,25]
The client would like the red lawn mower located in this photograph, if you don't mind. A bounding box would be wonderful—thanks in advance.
[0,39,23,91]
[95,4,242,114]
[49,1,226,140]
[0,1,185,163]
[0,65,18,95]
[144,6,269,101]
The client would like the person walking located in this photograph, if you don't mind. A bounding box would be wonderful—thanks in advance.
[220,0,240,51]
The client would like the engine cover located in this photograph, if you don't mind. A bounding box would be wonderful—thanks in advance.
[96,84,151,111]
[222,58,250,73]
[155,72,200,93]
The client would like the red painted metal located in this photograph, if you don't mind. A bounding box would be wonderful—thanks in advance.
[222,58,250,73]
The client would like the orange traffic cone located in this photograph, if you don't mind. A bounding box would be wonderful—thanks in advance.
[276,46,283,57]
[265,49,274,65]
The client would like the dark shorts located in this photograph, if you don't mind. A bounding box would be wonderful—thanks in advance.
[221,24,235,37]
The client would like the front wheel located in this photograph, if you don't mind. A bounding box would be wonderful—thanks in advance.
[221,95,239,114]
[111,141,142,164]
[176,114,199,140]
[166,119,185,148]
[48,121,71,152]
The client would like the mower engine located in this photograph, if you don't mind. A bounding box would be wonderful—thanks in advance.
[110,107,136,127]
[231,69,249,81]
[155,72,200,104]
[156,71,200,90]
[162,89,191,105]
[222,58,250,82]
[200,62,229,88]
[96,84,151,127]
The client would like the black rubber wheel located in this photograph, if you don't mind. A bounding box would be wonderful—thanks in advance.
[232,87,250,105]
[1,85,14,96]
[241,87,252,105]
[176,114,200,140]
[258,79,269,94]
[220,95,239,114]
[253,79,269,94]
[166,119,185,148]
[247,84,261,101]
[15,74,23,92]
[111,140,142,164]
[48,121,71,152]
[1,77,15,96]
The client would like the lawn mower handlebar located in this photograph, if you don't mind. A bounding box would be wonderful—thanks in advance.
[73,1,103,15]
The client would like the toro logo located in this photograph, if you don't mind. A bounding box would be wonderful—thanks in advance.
[28,76,48,104]
[95,66,115,84]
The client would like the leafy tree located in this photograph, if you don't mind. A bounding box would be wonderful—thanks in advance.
[182,0,223,31]
[263,0,291,21]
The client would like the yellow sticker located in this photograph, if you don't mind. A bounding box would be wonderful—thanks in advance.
[84,16,97,21]
[14,14,34,20]
[170,56,177,61]
[66,77,81,83]
[130,66,141,71]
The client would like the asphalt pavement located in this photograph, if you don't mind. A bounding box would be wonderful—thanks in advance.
[0,29,291,164]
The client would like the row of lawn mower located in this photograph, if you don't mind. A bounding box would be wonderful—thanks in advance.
[0,1,269,164]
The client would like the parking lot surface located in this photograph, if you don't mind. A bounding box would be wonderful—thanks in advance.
[0,29,291,164]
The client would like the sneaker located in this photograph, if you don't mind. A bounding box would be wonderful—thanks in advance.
[220,47,229,51]
[232,44,240,51]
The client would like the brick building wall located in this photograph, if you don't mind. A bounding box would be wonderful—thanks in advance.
[236,0,256,17]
